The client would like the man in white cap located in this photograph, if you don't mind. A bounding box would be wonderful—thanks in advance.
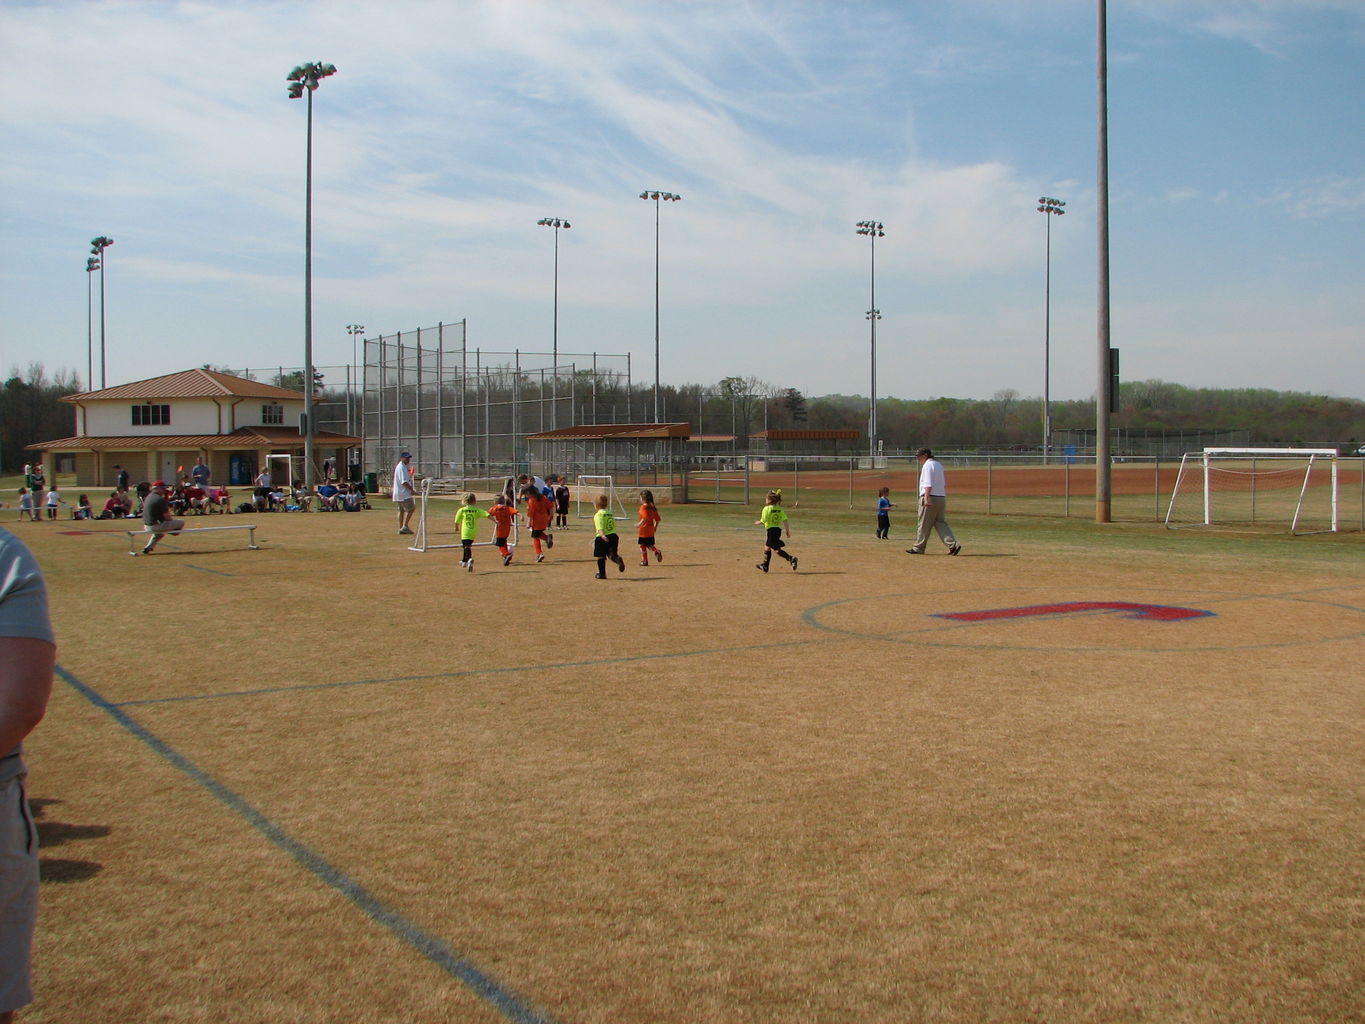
[392,452,418,535]
[140,480,184,554]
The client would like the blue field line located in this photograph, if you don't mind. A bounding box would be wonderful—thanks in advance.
[182,563,234,576]
[55,663,562,1024]
[111,638,814,708]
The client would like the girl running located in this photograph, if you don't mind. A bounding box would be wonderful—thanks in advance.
[488,493,517,566]
[636,489,662,566]
[522,485,556,562]
[756,489,797,572]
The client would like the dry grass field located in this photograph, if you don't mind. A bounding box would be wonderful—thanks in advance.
[8,494,1363,1023]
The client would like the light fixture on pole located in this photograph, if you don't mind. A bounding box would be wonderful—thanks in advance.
[1037,196,1065,464]
[346,323,365,441]
[855,220,884,460]
[90,236,114,388]
[287,60,337,492]
[639,190,681,423]
[537,217,571,429]
[85,256,100,391]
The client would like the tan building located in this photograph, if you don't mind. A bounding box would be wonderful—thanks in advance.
[27,368,361,489]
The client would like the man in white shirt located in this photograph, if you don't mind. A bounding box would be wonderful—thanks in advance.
[906,447,961,556]
[392,452,418,535]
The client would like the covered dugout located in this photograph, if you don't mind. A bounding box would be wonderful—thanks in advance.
[526,422,691,497]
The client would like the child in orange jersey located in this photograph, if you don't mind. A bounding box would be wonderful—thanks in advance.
[488,492,517,566]
[636,489,663,566]
[522,485,556,562]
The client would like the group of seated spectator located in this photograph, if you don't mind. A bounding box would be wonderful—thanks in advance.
[315,481,367,511]
[245,479,369,513]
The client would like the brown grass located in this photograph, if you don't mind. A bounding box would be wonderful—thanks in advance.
[11,502,1364,1024]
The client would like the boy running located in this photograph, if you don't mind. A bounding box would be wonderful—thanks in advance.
[636,490,662,566]
[592,494,626,579]
[454,493,489,572]
[756,489,798,572]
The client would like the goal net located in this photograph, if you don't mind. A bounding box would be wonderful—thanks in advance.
[409,477,519,552]
[1165,448,1340,534]
[575,475,631,520]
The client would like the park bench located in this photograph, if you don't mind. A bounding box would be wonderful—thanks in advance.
[125,524,260,556]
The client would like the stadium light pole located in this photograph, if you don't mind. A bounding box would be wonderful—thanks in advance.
[346,323,365,441]
[85,255,100,391]
[1095,0,1113,523]
[856,221,884,461]
[287,60,337,492]
[537,217,571,429]
[1037,197,1065,464]
[640,190,681,423]
[90,236,114,388]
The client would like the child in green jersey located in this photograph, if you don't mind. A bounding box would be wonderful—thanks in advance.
[592,494,627,579]
[454,493,489,572]
[756,489,798,572]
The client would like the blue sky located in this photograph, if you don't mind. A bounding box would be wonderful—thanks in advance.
[1,0,1361,404]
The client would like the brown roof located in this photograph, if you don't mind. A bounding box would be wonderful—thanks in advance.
[754,429,861,440]
[27,426,360,452]
[62,368,304,403]
[526,422,692,441]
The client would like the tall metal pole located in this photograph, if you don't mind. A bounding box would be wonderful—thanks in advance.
[856,221,884,460]
[90,237,113,388]
[1095,1,1112,522]
[640,191,680,423]
[288,62,336,493]
[537,218,570,429]
[1038,197,1065,465]
[304,83,316,489]
[346,323,365,448]
[85,256,99,391]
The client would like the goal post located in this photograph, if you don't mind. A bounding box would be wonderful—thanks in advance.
[575,475,631,520]
[1165,448,1340,534]
[408,477,519,552]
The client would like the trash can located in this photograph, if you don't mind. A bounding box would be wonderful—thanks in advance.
[364,471,378,495]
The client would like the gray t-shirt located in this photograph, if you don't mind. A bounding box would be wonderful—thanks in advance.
[0,529,55,779]
[143,490,170,526]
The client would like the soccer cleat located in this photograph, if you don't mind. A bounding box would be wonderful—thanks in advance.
[503,553,513,566]
[546,534,554,549]
[949,544,962,556]
[466,560,474,572]
[143,543,155,555]
[616,557,626,572]
[640,560,649,566]
[905,549,923,555]
[655,550,663,562]
[757,562,769,572]
[595,572,607,579]
[790,556,799,571]
[536,553,545,563]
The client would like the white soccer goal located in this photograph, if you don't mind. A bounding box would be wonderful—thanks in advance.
[575,475,631,520]
[1165,448,1341,534]
[409,477,519,552]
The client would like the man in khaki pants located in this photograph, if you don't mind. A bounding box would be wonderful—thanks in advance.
[906,447,962,556]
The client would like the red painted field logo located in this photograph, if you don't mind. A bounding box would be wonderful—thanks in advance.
[935,601,1213,623]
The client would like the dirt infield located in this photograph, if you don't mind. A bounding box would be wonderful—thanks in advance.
[12,506,1364,1023]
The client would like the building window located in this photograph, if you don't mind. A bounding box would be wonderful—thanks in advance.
[262,404,284,425]
[131,404,171,426]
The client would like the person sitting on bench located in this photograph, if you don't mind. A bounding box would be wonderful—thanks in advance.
[141,481,184,555]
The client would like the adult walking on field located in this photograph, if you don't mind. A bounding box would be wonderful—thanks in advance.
[0,528,56,1024]
[393,452,418,535]
[907,448,961,556]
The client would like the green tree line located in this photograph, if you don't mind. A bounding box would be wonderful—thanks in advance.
[3,362,1361,472]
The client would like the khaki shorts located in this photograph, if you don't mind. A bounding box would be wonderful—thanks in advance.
[0,774,38,1013]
